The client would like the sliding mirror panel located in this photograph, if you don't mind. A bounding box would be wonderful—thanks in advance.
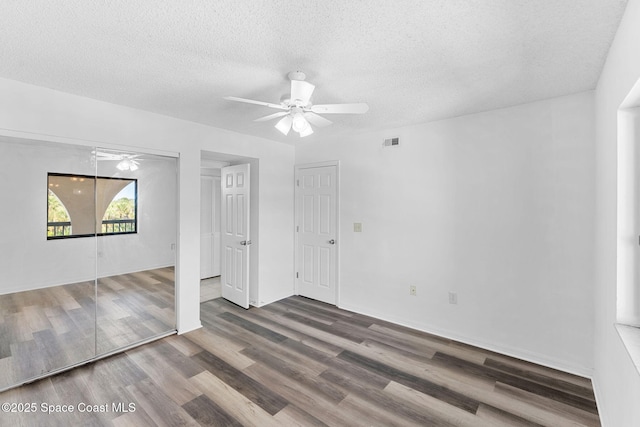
[0,137,97,390]
[95,149,177,355]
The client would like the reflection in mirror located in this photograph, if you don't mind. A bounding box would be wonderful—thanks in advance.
[47,174,137,239]
[96,267,176,355]
[0,137,97,391]
[96,150,177,356]
[100,180,137,235]
[0,281,96,388]
[0,138,177,391]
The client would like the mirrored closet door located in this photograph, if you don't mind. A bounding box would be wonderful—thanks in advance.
[95,149,177,355]
[0,137,177,391]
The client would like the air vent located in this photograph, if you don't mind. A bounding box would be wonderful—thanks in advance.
[383,137,400,147]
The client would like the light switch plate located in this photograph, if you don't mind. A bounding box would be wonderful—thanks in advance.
[354,222,362,232]
[449,292,458,304]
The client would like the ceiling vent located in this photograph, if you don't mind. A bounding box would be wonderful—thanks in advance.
[383,137,400,147]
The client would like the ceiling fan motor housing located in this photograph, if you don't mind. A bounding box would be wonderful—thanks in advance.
[288,71,306,81]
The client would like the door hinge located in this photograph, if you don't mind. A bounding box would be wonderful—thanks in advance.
[296,179,300,187]
[296,225,299,232]
[296,272,299,278]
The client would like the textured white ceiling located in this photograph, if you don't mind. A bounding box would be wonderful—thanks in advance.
[0,1,628,144]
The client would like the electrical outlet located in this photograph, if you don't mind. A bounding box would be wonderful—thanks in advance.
[409,285,417,296]
[448,292,458,304]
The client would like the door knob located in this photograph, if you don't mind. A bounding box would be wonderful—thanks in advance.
[240,240,252,246]
[329,239,335,245]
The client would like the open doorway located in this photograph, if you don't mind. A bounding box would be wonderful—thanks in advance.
[200,151,259,308]
[200,162,224,303]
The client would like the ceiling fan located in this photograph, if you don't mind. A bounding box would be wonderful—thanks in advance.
[224,71,369,137]
[95,151,141,171]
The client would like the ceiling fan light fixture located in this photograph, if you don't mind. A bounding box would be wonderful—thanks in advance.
[299,125,314,137]
[116,159,130,171]
[291,113,309,133]
[225,70,369,139]
[116,158,139,171]
[275,115,293,135]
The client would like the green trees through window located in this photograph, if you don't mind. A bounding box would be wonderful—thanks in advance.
[47,190,72,237]
[47,174,137,239]
[101,185,136,234]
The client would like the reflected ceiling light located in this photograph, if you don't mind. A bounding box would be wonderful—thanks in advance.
[117,159,139,171]
[96,150,141,170]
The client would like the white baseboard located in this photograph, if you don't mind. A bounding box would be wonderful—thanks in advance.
[339,301,594,379]
[177,322,203,335]
[0,263,175,295]
[590,373,609,427]
[252,292,296,308]
[97,263,175,280]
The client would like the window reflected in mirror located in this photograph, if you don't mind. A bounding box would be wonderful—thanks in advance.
[99,179,137,235]
[47,173,137,239]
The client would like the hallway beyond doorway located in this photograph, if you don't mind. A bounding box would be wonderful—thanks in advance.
[200,276,221,303]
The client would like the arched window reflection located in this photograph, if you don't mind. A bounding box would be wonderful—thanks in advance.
[46,173,137,239]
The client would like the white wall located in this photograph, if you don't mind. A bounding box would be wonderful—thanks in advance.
[0,139,97,292]
[0,76,295,334]
[296,91,596,375]
[593,0,640,425]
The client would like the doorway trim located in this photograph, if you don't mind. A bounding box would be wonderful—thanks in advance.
[294,160,340,306]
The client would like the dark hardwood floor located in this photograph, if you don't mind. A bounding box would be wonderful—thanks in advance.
[0,296,600,426]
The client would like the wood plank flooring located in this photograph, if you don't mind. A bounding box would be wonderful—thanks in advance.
[0,267,175,391]
[200,277,222,303]
[96,267,175,354]
[0,296,600,426]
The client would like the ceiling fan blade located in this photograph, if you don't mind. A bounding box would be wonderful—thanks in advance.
[254,111,289,122]
[95,151,141,161]
[310,103,369,114]
[95,152,121,160]
[290,80,315,105]
[224,96,287,110]
[304,112,333,127]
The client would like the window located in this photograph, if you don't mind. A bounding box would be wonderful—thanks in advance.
[99,179,137,235]
[47,189,72,237]
[47,173,137,239]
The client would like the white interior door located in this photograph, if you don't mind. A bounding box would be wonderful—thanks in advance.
[221,164,251,308]
[296,164,338,304]
[200,175,221,279]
